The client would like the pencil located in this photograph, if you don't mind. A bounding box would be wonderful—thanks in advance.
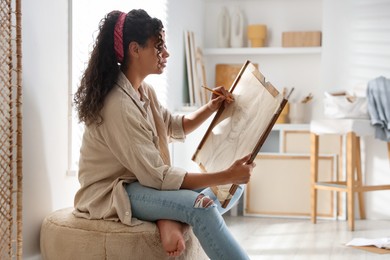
[201,86,234,102]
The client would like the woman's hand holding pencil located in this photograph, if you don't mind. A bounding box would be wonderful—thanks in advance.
[202,85,235,102]
[202,85,234,112]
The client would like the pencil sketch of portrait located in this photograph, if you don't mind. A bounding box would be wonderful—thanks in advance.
[193,62,284,202]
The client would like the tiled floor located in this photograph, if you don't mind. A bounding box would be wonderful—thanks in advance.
[224,216,390,259]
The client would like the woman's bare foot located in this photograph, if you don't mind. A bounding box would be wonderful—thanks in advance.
[157,220,189,257]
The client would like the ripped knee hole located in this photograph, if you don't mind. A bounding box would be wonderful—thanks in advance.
[193,194,214,208]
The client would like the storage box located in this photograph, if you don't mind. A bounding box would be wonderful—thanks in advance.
[323,92,369,119]
[282,31,322,47]
[215,63,258,90]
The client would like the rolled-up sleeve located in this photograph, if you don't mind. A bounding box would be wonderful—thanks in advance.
[161,166,187,190]
[168,114,186,142]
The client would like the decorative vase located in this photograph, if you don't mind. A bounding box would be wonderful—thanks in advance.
[230,8,245,48]
[289,103,306,124]
[217,7,230,48]
[247,24,267,47]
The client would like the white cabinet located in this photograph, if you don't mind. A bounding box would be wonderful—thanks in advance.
[244,124,342,218]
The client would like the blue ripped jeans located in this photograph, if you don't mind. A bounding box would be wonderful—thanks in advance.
[125,182,249,260]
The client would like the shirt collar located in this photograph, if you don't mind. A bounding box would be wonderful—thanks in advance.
[116,71,150,115]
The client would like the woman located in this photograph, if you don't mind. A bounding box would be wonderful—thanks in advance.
[73,9,255,259]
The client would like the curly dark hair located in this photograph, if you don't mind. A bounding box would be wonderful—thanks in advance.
[73,9,164,125]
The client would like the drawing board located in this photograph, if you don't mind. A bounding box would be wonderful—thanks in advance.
[192,60,287,207]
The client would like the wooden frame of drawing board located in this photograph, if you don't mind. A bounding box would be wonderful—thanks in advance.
[192,60,288,208]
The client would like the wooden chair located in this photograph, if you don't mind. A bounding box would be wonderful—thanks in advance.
[310,119,390,231]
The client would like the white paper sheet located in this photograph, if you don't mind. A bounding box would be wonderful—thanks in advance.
[346,237,390,249]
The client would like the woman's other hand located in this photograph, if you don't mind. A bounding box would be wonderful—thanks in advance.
[225,154,256,184]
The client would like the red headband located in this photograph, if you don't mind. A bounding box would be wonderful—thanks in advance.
[114,12,127,63]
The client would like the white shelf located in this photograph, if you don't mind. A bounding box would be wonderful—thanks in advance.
[272,123,310,131]
[203,47,322,56]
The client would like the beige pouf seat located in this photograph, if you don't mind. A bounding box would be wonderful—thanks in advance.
[40,208,207,260]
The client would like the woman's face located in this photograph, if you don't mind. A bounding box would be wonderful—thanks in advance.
[139,31,169,75]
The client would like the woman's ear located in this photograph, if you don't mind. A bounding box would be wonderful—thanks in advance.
[128,42,139,58]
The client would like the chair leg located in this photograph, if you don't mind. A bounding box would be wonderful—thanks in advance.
[355,137,366,220]
[346,132,356,231]
[337,135,343,218]
[387,142,390,163]
[310,133,319,224]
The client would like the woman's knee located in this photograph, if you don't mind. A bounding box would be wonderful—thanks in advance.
[194,194,214,208]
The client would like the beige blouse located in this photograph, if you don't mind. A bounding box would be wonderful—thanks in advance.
[73,72,187,226]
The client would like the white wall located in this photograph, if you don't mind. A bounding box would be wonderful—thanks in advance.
[22,0,80,259]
